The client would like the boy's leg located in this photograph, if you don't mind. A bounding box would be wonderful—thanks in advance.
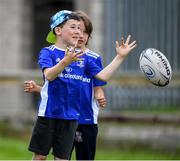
[74,124,98,160]
[53,120,78,160]
[69,139,75,160]
[32,153,47,160]
[28,116,55,159]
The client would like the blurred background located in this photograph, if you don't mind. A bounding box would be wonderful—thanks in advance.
[0,0,180,159]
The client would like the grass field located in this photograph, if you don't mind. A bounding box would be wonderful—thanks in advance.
[1,119,180,160]
[0,136,180,160]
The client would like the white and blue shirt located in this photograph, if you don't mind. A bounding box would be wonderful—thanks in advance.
[38,45,102,120]
[79,49,106,124]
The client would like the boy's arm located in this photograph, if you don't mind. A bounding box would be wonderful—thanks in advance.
[24,80,42,93]
[95,35,137,81]
[94,86,106,108]
[44,47,84,81]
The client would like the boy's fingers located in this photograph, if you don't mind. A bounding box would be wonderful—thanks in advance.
[24,88,29,92]
[71,46,76,53]
[66,47,69,55]
[125,35,131,44]
[77,51,84,57]
[24,81,30,84]
[74,50,84,57]
[74,40,78,48]
[129,41,137,47]
[121,37,125,47]
[74,58,82,62]
[116,41,119,47]
[130,44,137,50]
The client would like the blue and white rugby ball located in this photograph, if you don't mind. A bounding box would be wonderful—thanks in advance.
[139,48,172,87]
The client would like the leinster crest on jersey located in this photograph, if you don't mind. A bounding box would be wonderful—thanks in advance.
[76,58,84,68]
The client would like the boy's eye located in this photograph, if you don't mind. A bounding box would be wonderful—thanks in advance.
[79,28,85,32]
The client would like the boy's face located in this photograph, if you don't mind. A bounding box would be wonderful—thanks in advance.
[77,20,89,49]
[57,19,81,47]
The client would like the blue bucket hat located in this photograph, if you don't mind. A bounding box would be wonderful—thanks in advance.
[46,10,72,43]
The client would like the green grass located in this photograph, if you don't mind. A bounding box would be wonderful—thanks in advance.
[118,105,180,115]
[0,136,180,160]
[1,119,180,160]
[95,148,180,160]
[0,136,32,160]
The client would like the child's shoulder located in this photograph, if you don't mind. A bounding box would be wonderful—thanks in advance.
[40,45,60,54]
[39,45,56,56]
[43,45,56,51]
[85,49,101,60]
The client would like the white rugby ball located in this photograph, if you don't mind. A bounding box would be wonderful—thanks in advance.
[139,48,172,87]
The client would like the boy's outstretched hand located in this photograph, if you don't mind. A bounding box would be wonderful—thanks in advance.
[65,46,84,62]
[116,35,137,59]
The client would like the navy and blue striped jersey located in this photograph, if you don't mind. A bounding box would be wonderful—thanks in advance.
[38,45,102,120]
[79,49,106,124]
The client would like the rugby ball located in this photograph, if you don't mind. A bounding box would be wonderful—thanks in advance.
[139,48,172,87]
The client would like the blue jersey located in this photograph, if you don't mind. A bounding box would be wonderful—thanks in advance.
[38,45,102,120]
[79,49,106,124]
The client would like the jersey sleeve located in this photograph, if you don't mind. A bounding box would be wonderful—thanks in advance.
[38,48,53,71]
[92,56,107,87]
[85,54,102,78]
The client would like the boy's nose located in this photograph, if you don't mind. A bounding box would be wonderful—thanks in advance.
[79,30,84,37]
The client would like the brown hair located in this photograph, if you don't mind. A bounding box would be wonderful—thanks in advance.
[74,10,93,45]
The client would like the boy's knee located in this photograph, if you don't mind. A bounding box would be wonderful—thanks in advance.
[33,153,47,160]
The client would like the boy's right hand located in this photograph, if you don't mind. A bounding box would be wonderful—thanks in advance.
[96,95,106,108]
[24,80,41,93]
[65,46,84,62]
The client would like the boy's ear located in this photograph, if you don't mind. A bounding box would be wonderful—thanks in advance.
[54,27,62,35]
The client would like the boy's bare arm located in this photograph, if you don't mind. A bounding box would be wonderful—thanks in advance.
[94,86,106,108]
[44,47,84,81]
[95,35,137,81]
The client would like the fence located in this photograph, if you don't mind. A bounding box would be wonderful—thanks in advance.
[103,0,180,110]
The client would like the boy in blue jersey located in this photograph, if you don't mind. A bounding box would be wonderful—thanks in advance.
[25,11,106,160]
[26,9,136,160]
[72,11,106,160]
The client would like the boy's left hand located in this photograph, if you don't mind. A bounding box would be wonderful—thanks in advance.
[116,35,137,59]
